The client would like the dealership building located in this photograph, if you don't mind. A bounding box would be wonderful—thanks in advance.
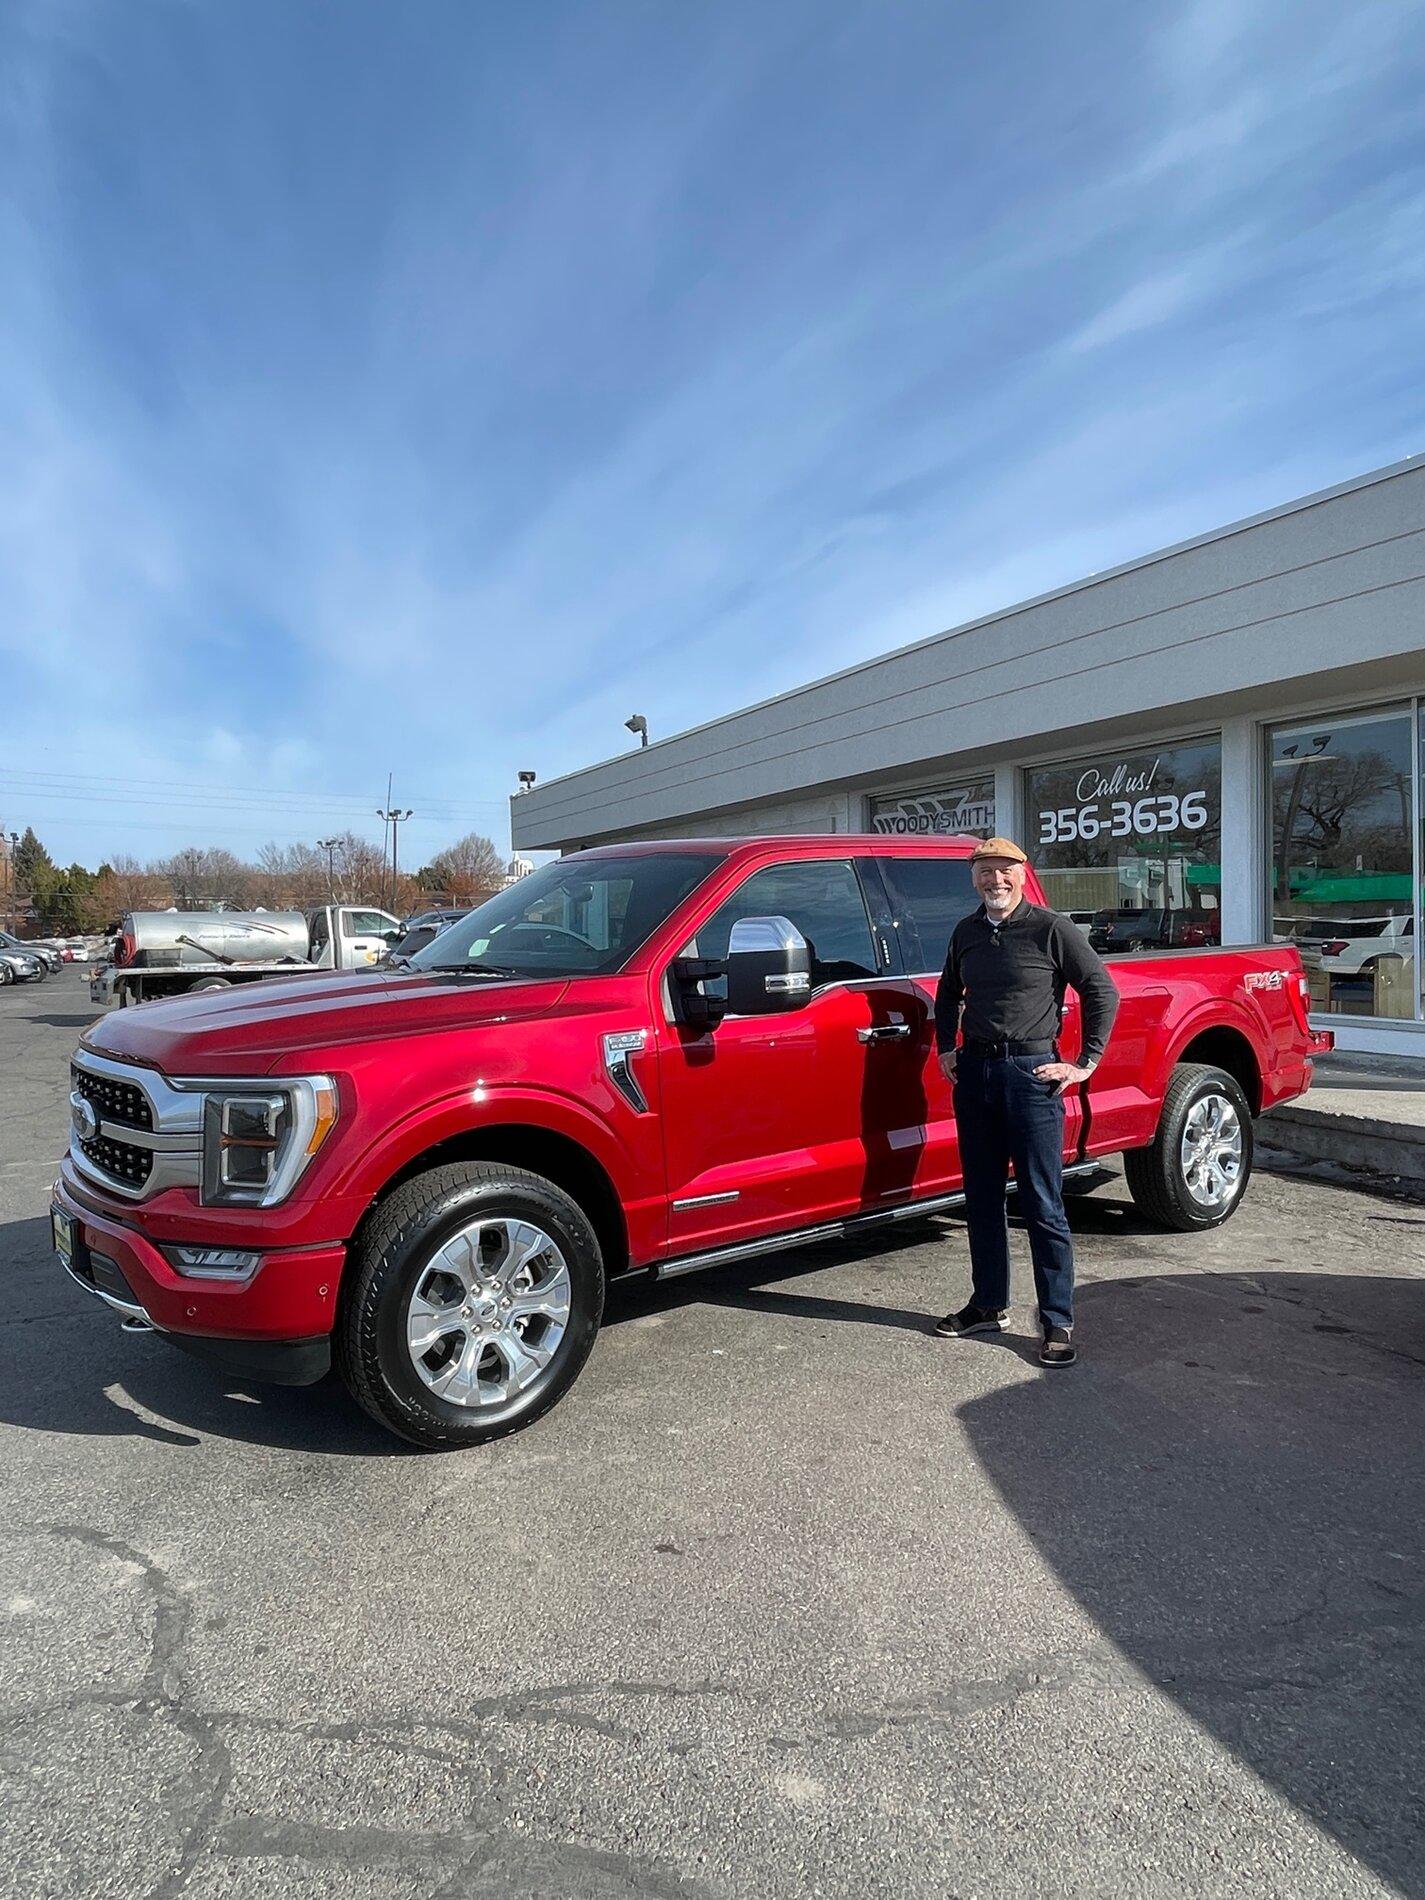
[511,456,1425,1058]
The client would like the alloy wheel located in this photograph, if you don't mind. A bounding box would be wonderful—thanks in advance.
[404,1216,572,1408]
[1178,1092,1243,1209]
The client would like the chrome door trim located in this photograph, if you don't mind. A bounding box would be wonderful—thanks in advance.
[654,1165,1102,1282]
[671,1190,741,1210]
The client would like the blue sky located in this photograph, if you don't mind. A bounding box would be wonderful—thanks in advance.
[3,0,1423,867]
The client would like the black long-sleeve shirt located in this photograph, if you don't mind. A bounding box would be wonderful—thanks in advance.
[934,901,1120,1065]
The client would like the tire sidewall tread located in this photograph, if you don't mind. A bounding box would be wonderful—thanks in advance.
[1125,1062,1254,1231]
[337,1162,605,1450]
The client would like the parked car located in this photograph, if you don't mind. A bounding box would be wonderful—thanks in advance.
[381,909,468,965]
[53,835,1329,1450]
[0,947,44,985]
[90,905,404,1006]
[0,930,57,975]
[1088,907,1222,953]
[1290,913,1413,977]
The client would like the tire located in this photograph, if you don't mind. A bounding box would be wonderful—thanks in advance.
[336,1162,605,1450]
[0,963,11,987]
[189,978,232,992]
[1124,1062,1253,1231]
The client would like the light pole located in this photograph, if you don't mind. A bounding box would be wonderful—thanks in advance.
[316,837,339,903]
[377,808,413,911]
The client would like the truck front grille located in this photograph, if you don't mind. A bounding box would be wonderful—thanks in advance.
[70,1064,154,1133]
[77,1131,154,1190]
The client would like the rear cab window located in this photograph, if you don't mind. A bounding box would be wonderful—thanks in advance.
[875,854,978,974]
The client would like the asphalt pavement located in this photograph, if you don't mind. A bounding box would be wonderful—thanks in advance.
[2,969,1423,1898]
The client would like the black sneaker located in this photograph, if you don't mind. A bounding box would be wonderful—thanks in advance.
[1040,1326,1076,1368]
[934,1304,1010,1338]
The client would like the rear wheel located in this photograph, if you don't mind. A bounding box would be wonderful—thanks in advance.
[189,978,232,992]
[336,1162,605,1449]
[1124,1063,1253,1230]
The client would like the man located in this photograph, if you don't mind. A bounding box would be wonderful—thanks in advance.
[933,837,1119,1368]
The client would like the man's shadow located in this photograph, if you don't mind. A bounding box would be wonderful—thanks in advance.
[958,1269,1425,1894]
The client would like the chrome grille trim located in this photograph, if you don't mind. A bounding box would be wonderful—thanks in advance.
[68,1049,202,1201]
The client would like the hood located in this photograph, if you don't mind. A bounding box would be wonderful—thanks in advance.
[83,966,572,1075]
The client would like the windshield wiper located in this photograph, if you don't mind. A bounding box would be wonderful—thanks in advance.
[422,960,520,977]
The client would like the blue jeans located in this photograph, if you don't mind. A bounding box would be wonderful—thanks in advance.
[953,1052,1074,1332]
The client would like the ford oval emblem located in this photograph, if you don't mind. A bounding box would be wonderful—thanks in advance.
[70,1092,99,1143]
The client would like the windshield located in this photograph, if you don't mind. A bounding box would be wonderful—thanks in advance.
[408,851,725,978]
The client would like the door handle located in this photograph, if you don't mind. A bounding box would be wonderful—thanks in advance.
[857,1023,912,1042]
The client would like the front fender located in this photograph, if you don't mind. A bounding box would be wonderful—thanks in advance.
[332,1082,665,1262]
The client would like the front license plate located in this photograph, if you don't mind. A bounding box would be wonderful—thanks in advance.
[51,1206,75,1268]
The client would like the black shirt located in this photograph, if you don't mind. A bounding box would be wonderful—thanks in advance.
[934,900,1120,1065]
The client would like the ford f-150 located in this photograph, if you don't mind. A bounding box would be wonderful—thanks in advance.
[51,836,1331,1448]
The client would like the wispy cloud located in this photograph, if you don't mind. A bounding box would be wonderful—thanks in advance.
[1,0,1423,861]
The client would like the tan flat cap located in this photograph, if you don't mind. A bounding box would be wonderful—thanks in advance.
[970,835,1029,863]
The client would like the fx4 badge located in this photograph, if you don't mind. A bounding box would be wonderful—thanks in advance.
[1244,970,1286,991]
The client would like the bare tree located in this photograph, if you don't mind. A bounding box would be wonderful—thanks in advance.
[422,832,504,905]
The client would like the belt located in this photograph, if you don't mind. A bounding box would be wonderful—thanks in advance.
[960,1037,1058,1058]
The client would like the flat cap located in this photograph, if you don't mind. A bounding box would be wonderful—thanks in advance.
[969,835,1029,863]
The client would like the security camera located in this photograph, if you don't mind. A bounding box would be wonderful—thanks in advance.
[517,769,537,791]
[625,714,649,747]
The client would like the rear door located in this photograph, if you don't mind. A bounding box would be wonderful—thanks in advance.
[876,853,1092,1171]
[871,851,977,1192]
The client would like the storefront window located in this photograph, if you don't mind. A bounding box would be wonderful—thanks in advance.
[868,779,995,838]
[1026,739,1222,955]
[1271,709,1415,1020]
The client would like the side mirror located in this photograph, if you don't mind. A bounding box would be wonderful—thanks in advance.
[725,915,811,1015]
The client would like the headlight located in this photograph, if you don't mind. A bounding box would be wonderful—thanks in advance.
[199,1075,338,1207]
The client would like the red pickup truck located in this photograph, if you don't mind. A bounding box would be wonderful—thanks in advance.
[52,836,1330,1449]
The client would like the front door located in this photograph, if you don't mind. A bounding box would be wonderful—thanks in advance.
[654,857,902,1254]
[340,909,399,969]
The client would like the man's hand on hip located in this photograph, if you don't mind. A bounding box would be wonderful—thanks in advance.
[1033,1060,1094,1095]
[938,1051,958,1084]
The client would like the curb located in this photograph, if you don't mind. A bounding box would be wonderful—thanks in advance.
[1260,1104,1425,1189]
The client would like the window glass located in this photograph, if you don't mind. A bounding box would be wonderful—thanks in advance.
[691,860,878,986]
[1027,740,1222,956]
[410,852,723,977]
[346,910,392,935]
[1271,710,1415,1020]
[878,857,978,972]
[869,779,995,838]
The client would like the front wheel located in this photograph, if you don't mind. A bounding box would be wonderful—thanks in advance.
[336,1162,605,1449]
[1124,1063,1253,1230]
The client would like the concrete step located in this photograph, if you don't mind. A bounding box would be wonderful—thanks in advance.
[1259,1053,1425,1189]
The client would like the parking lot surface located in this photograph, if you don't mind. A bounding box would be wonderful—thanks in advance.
[3,971,1423,1898]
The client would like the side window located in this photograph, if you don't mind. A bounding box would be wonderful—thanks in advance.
[690,860,878,987]
[308,910,331,957]
[346,910,390,936]
[879,857,978,972]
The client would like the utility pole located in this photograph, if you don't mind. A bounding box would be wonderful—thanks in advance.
[2,830,17,933]
[316,838,338,903]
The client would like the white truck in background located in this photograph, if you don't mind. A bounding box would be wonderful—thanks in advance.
[91,905,403,1007]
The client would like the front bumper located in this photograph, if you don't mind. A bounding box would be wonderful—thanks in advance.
[52,1172,343,1385]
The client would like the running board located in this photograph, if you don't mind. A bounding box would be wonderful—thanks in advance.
[655,1164,1102,1282]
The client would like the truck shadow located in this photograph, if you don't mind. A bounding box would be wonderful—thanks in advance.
[0,1214,405,1457]
[957,1270,1425,1893]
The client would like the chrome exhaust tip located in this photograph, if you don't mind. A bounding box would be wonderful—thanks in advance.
[120,1315,154,1334]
